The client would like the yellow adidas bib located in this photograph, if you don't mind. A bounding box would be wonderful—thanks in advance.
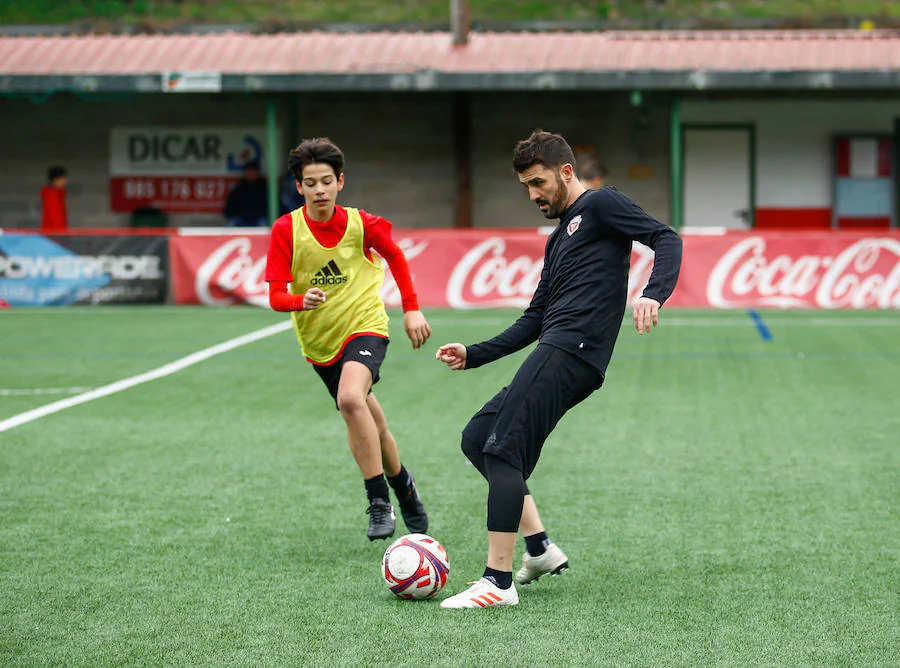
[289,207,389,364]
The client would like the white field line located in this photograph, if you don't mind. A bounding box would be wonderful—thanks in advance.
[0,321,293,435]
[0,387,92,396]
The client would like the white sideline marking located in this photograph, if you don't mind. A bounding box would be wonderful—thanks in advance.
[0,387,92,396]
[0,321,293,434]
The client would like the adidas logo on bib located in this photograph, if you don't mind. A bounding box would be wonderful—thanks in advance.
[311,260,348,286]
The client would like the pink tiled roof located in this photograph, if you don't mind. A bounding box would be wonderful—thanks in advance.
[1,30,898,75]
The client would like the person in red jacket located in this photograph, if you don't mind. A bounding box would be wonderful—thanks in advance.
[265,137,432,541]
[40,166,68,232]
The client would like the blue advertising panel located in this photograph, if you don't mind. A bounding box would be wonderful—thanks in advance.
[0,234,169,306]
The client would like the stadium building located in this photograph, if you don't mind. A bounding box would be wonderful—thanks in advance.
[0,29,897,231]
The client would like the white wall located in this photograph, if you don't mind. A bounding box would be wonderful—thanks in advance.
[682,98,899,209]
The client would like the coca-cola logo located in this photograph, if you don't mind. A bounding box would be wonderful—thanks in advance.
[707,236,900,309]
[446,238,543,308]
[628,243,656,304]
[195,237,268,306]
[381,238,429,307]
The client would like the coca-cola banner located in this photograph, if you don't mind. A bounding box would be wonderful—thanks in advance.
[169,230,900,309]
[670,233,900,309]
[170,233,270,307]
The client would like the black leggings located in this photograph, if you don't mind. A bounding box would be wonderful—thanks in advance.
[459,344,602,533]
[462,424,529,532]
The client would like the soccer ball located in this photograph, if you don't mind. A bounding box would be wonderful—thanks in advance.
[382,533,450,600]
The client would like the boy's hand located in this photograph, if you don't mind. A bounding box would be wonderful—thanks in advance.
[303,288,327,310]
[404,310,431,349]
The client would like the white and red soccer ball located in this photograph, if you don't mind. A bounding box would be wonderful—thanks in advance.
[382,533,450,600]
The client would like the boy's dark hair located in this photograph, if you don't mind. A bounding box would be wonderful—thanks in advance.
[243,160,261,171]
[47,165,67,183]
[580,159,608,181]
[288,138,345,181]
[512,130,576,173]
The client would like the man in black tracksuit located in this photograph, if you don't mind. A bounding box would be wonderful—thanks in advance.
[437,130,682,609]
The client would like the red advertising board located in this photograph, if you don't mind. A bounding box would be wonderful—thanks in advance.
[169,230,900,309]
[110,176,241,213]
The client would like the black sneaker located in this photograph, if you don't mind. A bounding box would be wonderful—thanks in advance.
[396,473,428,534]
[366,498,395,541]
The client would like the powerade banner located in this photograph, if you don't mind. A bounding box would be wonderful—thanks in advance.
[0,234,168,306]
[170,230,900,309]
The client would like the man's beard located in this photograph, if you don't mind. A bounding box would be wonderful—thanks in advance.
[536,177,569,219]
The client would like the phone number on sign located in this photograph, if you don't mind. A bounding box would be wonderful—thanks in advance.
[122,178,232,200]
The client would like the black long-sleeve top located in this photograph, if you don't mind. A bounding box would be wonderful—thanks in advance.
[466,186,682,378]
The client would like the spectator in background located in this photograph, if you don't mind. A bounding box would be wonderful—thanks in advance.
[41,165,68,231]
[579,158,609,190]
[223,160,268,227]
[279,167,305,215]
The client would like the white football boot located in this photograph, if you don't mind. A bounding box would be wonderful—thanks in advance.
[514,542,569,585]
[440,578,519,609]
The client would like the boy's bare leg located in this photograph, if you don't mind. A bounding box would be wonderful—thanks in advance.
[337,362,381,478]
[366,393,400,477]
[339,363,398,540]
[367,393,428,533]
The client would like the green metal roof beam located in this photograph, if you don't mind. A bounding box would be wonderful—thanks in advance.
[3,70,900,94]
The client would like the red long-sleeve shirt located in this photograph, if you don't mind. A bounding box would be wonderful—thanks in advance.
[265,206,419,312]
[40,186,68,231]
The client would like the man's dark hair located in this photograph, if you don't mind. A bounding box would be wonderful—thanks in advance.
[512,130,576,173]
[47,165,67,183]
[580,159,608,181]
[288,138,345,181]
[243,160,261,172]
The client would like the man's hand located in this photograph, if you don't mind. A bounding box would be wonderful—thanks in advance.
[633,296,661,335]
[404,310,432,349]
[303,287,327,310]
[435,343,467,370]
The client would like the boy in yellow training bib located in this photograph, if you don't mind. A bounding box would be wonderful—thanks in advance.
[265,138,432,541]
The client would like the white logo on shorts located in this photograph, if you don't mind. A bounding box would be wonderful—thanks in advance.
[359,350,372,356]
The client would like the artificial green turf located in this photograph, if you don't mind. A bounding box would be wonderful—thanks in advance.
[1,308,898,665]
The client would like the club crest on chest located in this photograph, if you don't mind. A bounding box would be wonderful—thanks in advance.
[567,215,582,236]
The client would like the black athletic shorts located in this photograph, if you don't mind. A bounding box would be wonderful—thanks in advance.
[313,335,389,407]
[464,343,603,478]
